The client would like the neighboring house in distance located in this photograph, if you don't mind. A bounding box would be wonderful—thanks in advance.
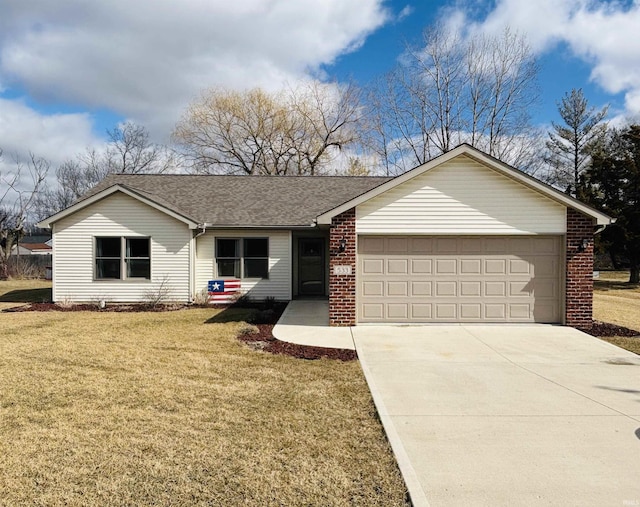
[11,242,52,256]
[38,144,612,328]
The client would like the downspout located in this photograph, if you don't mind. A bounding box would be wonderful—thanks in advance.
[190,224,207,302]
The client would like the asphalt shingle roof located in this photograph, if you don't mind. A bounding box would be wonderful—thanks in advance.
[85,174,392,227]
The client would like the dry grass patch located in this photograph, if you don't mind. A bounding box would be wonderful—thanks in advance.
[0,279,51,310]
[593,271,640,353]
[0,309,407,506]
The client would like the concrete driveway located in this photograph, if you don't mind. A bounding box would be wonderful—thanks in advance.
[352,325,640,507]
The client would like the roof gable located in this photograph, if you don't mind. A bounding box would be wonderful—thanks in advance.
[316,144,613,226]
[37,185,200,229]
[357,154,566,234]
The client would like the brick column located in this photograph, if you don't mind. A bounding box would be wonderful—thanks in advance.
[565,208,595,329]
[329,208,356,326]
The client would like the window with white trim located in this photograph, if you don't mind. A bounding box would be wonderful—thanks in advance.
[216,238,268,279]
[95,237,151,280]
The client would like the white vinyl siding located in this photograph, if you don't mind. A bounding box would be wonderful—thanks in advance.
[52,192,191,303]
[356,155,566,235]
[195,230,291,300]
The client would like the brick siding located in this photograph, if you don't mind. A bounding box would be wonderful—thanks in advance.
[329,208,356,326]
[565,208,595,329]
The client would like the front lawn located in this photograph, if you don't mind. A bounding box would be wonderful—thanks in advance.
[0,283,408,505]
[594,271,640,354]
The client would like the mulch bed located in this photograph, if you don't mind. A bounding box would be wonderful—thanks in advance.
[3,302,187,313]
[581,321,640,338]
[238,323,357,362]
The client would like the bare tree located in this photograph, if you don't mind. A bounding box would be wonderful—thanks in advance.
[173,81,362,175]
[545,88,608,197]
[104,122,177,174]
[365,24,540,174]
[36,122,176,219]
[0,150,49,279]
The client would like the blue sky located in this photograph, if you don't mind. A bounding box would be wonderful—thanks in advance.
[0,0,638,180]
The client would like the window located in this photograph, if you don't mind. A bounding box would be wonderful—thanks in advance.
[126,238,150,278]
[216,238,268,279]
[96,237,121,279]
[95,237,150,280]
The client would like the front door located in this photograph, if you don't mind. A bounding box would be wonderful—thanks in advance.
[298,238,325,296]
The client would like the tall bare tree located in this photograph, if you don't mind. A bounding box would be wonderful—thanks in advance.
[365,24,540,175]
[545,88,608,197]
[36,122,175,219]
[173,81,362,175]
[0,150,49,279]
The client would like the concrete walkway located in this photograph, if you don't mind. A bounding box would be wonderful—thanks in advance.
[272,300,355,350]
[353,325,640,507]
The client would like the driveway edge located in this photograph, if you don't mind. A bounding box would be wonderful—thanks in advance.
[354,333,431,507]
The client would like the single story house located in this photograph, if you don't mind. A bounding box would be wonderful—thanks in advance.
[11,242,52,256]
[38,144,612,328]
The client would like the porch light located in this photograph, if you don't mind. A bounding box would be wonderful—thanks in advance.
[578,238,589,252]
[339,237,347,253]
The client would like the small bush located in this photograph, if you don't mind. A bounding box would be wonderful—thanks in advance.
[192,289,211,306]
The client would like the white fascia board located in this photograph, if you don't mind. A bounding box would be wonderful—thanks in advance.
[37,185,200,229]
[316,144,614,227]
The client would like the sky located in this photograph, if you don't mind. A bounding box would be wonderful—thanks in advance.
[1,0,639,187]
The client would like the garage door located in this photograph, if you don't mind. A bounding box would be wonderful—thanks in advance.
[358,236,562,323]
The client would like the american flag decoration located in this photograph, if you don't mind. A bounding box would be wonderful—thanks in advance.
[208,279,242,304]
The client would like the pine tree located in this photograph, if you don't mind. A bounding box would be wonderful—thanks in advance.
[545,88,608,198]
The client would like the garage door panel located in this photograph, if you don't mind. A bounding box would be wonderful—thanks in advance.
[460,281,481,296]
[361,303,384,320]
[411,303,432,319]
[435,281,457,297]
[485,304,507,319]
[411,281,432,296]
[435,304,457,319]
[387,281,408,297]
[387,259,408,274]
[509,259,531,274]
[410,237,433,253]
[509,280,532,297]
[460,259,482,274]
[362,258,384,274]
[436,238,458,253]
[485,259,507,274]
[509,304,531,320]
[485,281,506,297]
[411,259,432,274]
[387,303,408,319]
[358,235,562,323]
[436,259,457,274]
[387,237,408,253]
[362,281,384,297]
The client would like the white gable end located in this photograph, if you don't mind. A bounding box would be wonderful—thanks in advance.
[356,155,566,235]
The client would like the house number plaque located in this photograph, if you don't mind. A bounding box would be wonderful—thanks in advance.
[333,265,352,275]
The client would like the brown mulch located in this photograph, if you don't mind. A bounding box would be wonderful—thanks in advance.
[580,321,640,338]
[3,302,187,313]
[238,324,357,362]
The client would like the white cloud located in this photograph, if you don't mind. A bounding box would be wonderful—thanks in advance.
[456,0,640,116]
[0,98,103,196]
[0,0,389,140]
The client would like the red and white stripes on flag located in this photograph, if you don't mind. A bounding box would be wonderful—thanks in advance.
[208,279,242,304]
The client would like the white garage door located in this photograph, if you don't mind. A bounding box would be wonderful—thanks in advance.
[358,236,563,323]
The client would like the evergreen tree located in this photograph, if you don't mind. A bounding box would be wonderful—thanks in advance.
[585,125,640,283]
[545,88,608,198]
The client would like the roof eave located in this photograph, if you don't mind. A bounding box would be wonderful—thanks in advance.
[316,144,615,226]
[37,184,200,229]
